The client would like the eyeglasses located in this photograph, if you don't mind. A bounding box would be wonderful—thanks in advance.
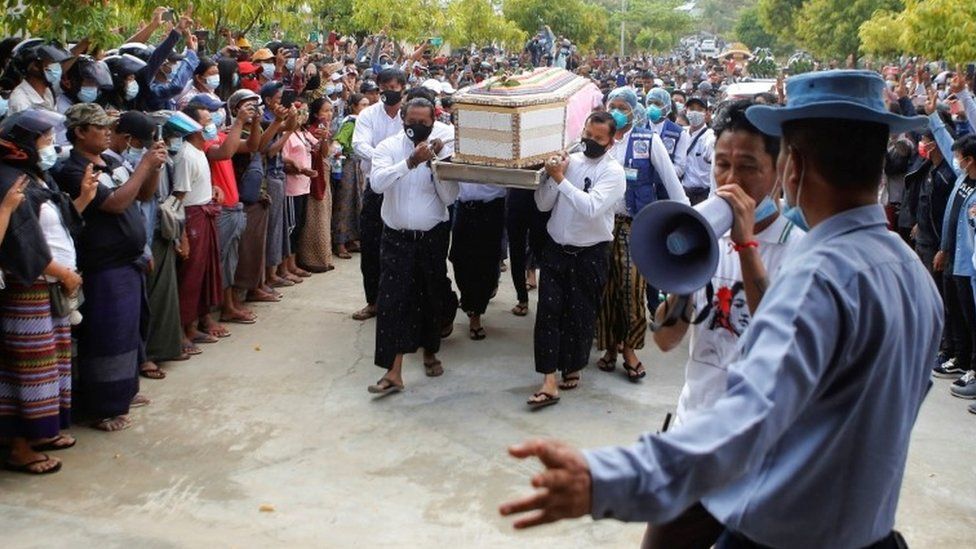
[242,73,259,80]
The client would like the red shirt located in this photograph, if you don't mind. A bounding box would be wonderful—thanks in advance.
[205,132,239,206]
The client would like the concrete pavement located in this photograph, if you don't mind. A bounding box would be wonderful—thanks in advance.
[1,257,974,548]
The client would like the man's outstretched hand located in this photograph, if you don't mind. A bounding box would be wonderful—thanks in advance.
[499,438,592,529]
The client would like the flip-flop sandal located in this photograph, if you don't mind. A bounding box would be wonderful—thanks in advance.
[597,356,617,372]
[352,308,377,321]
[140,367,167,380]
[527,392,560,409]
[337,251,353,259]
[368,377,404,395]
[469,327,487,341]
[295,270,313,278]
[511,303,529,317]
[92,416,132,432]
[165,353,191,362]
[192,334,219,345]
[623,362,647,382]
[4,454,61,475]
[270,278,295,288]
[246,292,281,303]
[559,373,581,390]
[220,316,257,325]
[206,328,231,339]
[182,344,202,356]
[424,360,444,377]
[31,434,76,452]
[130,394,152,408]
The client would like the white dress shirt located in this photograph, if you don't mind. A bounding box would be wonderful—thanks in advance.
[535,152,626,247]
[8,80,55,114]
[683,125,715,191]
[370,132,459,231]
[651,119,690,178]
[352,102,403,178]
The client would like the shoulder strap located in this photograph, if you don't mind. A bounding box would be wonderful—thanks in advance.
[686,128,706,155]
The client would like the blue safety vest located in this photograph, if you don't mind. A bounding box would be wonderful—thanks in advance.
[657,118,683,162]
[623,127,671,217]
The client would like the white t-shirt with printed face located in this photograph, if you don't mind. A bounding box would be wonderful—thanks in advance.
[675,213,804,424]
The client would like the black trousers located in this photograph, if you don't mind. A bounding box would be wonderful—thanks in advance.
[359,185,384,305]
[944,273,976,371]
[374,222,457,369]
[506,189,550,304]
[918,244,951,355]
[684,186,710,206]
[534,242,609,375]
[450,198,506,316]
[716,530,907,549]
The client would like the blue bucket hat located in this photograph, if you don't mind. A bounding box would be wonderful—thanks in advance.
[745,70,928,137]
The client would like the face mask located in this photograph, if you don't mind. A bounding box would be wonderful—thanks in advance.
[261,63,276,78]
[381,89,402,106]
[205,74,221,91]
[647,104,663,123]
[232,73,240,87]
[686,110,706,129]
[581,137,609,159]
[609,108,631,130]
[0,96,8,118]
[325,85,336,96]
[44,63,62,87]
[381,63,394,70]
[37,144,58,171]
[754,195,778,223]
[212,109,225,128]
[124,80,139,101]
[168,137,184,154]
[286,58,296,71]
[781,153,810,231]
[123,146,145,167]
[674,102,685,114]
[202,123,218,141]
[78,85,99,103]
[404,122,433,144]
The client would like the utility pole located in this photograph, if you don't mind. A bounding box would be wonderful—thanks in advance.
[620,0,626,56]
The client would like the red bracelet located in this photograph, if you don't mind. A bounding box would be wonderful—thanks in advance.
[731,240,759,252]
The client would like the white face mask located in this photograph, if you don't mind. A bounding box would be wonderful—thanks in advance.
[686,110,706,129]
[124,80,139,101]
[37,144,58,171]
[205,74,221,91]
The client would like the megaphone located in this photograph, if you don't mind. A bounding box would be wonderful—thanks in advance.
[630,196,733,295]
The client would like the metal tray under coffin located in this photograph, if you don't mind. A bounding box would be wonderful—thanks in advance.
[431,160,548,189]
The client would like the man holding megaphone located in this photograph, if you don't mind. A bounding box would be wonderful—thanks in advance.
[651,98,804,429]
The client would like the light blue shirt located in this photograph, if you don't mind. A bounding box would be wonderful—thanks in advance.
[930,107,976,276]
[458,182,507,203]
[584,204,943,549]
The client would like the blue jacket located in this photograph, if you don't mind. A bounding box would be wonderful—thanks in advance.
[658,118,683,162]
[623,127,671,217]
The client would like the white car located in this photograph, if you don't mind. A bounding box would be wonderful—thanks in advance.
[722,80,778,100]
[699,39,718,57]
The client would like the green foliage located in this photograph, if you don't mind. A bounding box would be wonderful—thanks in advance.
[860,0,976,64]
[443,0,527,49]
[503,0,608,49]
[757,0,805,44]
[352,0,445,41]
[793,0,902,60]
[696,0,754,36]
[748,48,779,77]
[613,0,694,53]
[735,5,779,51]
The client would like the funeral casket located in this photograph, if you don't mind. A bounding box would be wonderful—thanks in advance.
[432,67,602,189]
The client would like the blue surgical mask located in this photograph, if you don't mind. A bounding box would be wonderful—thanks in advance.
[232,73,240,87]
[211,109,225,128]
[609,108,630,129]
[124,80,139,101]
[123,146,145,167]
[286,58,296,71]
[261,63,276,78]
[168,137,184,154]
[44,63,62,87]
[325,85,336,96]
[781,155,810,231]
[78,86,99,103]
[202,123,218,141]
[647,104,663,123]
[37,144,58,171]
[754,195,778,223]
[0,96,8,118]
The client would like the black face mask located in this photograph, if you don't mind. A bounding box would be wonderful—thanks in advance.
[405,123,433,144]
[380,89,402,106]
[581,138,608,159]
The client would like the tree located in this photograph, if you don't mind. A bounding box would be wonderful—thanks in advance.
[503,0,609,50]
[734,5,779,51]
[792,0,902,60]
[443,0,526,49]
[611,0,693,54]
[756,0,805,44]
[696,0,753,37]
[860,0,976,64]
[352,0,445,42]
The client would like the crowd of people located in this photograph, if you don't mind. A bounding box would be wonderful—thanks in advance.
[0,5,971,492]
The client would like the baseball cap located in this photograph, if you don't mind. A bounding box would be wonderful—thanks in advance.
[238,61,261,75]
[187,94,226,112]
[65,103,118,128]
[259,81,285,99]
[115,111,156,142]
[360,80,379,93]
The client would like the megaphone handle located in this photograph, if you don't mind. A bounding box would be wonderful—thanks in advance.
[649,293,693,332]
